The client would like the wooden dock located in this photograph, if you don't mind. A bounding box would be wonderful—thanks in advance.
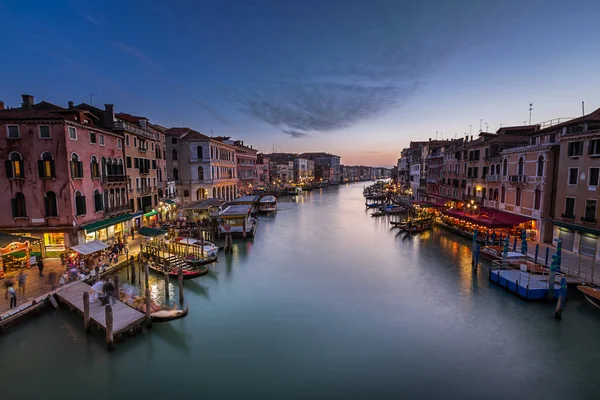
[55,281,145,338]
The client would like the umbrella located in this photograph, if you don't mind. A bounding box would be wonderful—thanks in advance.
[513,236,517,252]
[521,230,527,255]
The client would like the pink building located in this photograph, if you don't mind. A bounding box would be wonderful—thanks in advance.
[0,95,128,256]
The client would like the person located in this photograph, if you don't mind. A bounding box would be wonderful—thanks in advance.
[79,258,85,272]
[90,278,105,304]
[103,279,115,305]
[17,270,26,297]
[48,271,58,290]
[8,282,17,309]
[69,265,79,282]
[130,226,135,239]
[37,258,44,277]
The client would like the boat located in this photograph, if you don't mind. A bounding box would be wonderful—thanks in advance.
[131,296,189,322]
[480,247,549,274]
[578,284,600,310]
[371,211,386,217]
[151,306,189,322]
[219,204,258,237]
[172,237,219,257]
[365,203,380,208]
[148,262,209,280]
[258,195,277,213]
[287,187,302,196]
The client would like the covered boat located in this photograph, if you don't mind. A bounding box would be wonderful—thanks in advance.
[259,195,277,213]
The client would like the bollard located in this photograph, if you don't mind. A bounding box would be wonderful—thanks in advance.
[164,269,170,300]
[130,256,136,284]
[105,304,115,351]
[83,292,91,333]
[144,262,152,328]
[113,275,120,302]
[554,277,567,320]
[178,267,184,305]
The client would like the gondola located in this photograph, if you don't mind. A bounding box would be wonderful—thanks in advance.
[148,263,208,280]
[401,223,433,233]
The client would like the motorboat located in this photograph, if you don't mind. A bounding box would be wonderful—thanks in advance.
[288,187,302,196]
[578,284,600,310]
[259,195,277,213]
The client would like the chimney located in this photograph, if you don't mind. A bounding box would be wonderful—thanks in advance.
[21,94,34,110]
[104,104,115,129]
[68,101,74,108]
[0,101,4,111]
[139,118,147,129]
[470,135,473,141]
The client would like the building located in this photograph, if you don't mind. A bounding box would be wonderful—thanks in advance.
[165,128,238,203]
[293,157,314,183]
[299,153,341,183]
[256,153,270,186]
[552,108,600,259]
[267,153,296,184]
[234,140,258,194]
[0,95,128,254]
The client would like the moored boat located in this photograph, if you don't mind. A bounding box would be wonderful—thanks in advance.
[148,262,209,279]
[577,284,600,310]
[259,195,277,213]
[173,237,219,257]
[288,187,302,196]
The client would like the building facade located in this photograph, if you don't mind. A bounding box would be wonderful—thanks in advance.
[234,140,258,194]
[293,158,314,183]
[299,153,341,183]
[256,153,270,186]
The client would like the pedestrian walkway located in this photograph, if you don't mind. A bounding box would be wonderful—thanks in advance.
[0,236,142,314]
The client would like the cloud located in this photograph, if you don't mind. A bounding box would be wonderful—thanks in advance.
[111,41,157,68]
[85,14,100,26]
[190,99,231,125]
[282,129,309,138]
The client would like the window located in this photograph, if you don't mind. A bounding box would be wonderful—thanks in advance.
[515,187,521,206]
[183,189,190,197]
[490,165,495,175]
[136,178,140,189]
[117,139,122,149]
[39,125,51,139]
[7,125,20,139]
[99,135,105,146]
[172,149,178,161]
[44,191,58,217]
[568,168,578,185]
[11,193,27,218]
[90,156,100,178]
[589,168,600,186]
[584,200,597,221]
[6,152,24,179]
[198,166,204,180]
[533,188,541,210]
[173,168,179,180]
[151,143,154,151]
[589,139,600,156]
[549,133,556,143]
[70,153,84,178]
[501,186,506,203]
[568,141,583,157]
[93,189,103,212]
[473,167,478,178]
[152,160,157,169]
[197,146,203,159]
[537,156,544,177]
[502,159,508,176]
[39,152,56,178]
[68,126,77,140]
[126,157,132,168]
[89,132,97,144]
[482,166,488,178]
[172,137,177,144]
[133,137,137,148]
[564,197,575,218]
[134,158,139,168]
[474,150,480,160]
[75,191,86,216]
[517,158,524,176]
[125,135,130,146]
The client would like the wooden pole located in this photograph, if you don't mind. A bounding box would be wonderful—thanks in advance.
[178,266,184,305]
[164,268,170,300]
[130,256,135,284]
[95,266,100,284]
[83,292,90,333]
[554,277,567,320]
[105,304,115,351]
[243,218,247,240]
[113,275,120,302]
[201,232,205,258]
[144,262,152,328]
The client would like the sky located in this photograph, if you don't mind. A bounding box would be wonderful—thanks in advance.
[2,0,600,166]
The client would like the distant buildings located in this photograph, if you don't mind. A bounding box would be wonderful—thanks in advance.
[299,153,341,183]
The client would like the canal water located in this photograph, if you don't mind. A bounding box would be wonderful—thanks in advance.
[2,184,599,399]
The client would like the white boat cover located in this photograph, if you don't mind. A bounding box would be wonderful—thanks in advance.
[71,240,109,255]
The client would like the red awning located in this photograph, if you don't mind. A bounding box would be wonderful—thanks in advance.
[479,208,533,225]
[441,209,517,229]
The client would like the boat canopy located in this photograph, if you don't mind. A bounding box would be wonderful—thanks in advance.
[220,205,253,217]
[234,195,259,203]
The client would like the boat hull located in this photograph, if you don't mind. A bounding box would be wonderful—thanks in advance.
[578,285,600,310]
[152,306,189,322]
[148,264,209,280]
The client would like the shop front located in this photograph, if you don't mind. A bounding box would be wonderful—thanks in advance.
[143,210,159,227]
[81,213,132,244]
[553,220,600,260]
[0,232,42,278]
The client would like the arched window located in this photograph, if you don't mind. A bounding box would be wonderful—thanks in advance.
[534,187,541,210]
[537,156,544,177]
[501,186,506,203]
[11,192,27,218]
[502,159,508,176]
[172,149,178,161]
[516,187,521,206]
[44,191,58,217]
[118,159,124,175]
[6,151,24,179]
[74,191,86,216]
[517,157,524,176]
[90,155,100,178]
[482,188,486,200]
[173,168,179,181]
[93,189,103,212]
[472,187,477,198]
[38,151,56,179]
[496,164,501,175]
[106,158,113,176]
[493,188,499,201]
[490,164,495,175]
[213,187,216,198]
[197,146,203,159]
[198,166,204,180]
[121,188,127,206]
[489,189,494,200]
[109,189,115,208]
[101,157,107,176]
[103,189,109,211]
[71,153,83,178]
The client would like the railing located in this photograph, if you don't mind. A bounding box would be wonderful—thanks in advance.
[105,204,132,214]
[136,187,153,194]
[581,216,598,224]
[113,121,158,140]
[102,175,127,183]
[527,176,544,184]
[561,213,575,220]
[484,200,498,208]
[538,117,575,129]
[139,169,150,175]
[486,175,498,182]
[509,175,525,183]
[139,148,147,153]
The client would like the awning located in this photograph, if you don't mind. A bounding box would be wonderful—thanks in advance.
[132,211,144,218]
[144,210,158,217]
[138,227,167,237]
[81,213,132,233]
[553,220,600,236]
[0,232,41,248]
[70,240,108,255]
[163,199,176,205]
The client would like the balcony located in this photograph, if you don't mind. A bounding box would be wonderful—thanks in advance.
[139,169,150,175]
[484,200,498,208]
[509,175,525,183]
[136,186,153,195]
[527,176,544,184]
[486,175,499,182]
[113,121,158,140]
[105,204,132,215]
[581,216,598,224]
[102,175,127,184]
[139,148,147,153]
[561,213,576,220]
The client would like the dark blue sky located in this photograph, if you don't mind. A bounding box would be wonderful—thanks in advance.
[2,0,599,165]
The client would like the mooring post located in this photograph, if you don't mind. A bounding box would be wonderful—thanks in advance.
[473,244,480,274]
[164,268,170,300]
[200,233,205,258]
[113,275,120,302]
[130,255,135,284]
[144,262,152,328]
[83,292,91,333]
[548,254,558,301]
[178,266,184,305]
[243,218,247,240]
[105,304,115,351]
[554,277,567,320]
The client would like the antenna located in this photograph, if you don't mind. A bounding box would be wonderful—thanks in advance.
[528,103,533,125]
[90,93,98,106]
